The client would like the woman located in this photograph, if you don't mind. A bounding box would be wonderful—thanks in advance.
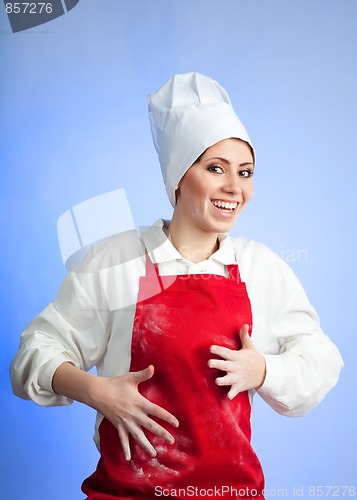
[10,73,343,499]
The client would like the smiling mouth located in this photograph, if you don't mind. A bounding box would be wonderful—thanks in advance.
[211,199,238,212]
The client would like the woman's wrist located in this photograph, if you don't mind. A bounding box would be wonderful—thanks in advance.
[52,362,104,409]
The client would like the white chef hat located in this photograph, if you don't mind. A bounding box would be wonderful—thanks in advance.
[148,72,254,207]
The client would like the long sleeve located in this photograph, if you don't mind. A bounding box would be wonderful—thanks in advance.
[10,260,110,406]
[239,239,344,417]
[257,282,343,416]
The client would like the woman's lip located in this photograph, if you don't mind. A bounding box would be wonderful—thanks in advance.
[211,199,239,204]
[210,199,239,217]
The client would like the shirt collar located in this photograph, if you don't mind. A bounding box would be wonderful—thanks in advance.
[140,219,237,266]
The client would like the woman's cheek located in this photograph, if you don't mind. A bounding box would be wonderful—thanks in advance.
[244,184,254,203]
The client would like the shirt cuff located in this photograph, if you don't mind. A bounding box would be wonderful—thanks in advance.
[256,353,285,401]
[38,352,78,394]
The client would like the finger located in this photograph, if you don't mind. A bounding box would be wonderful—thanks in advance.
[240,324,250,336]
[126,422,157,458]
[239,325,254,349]
[215,373,236,387]
[147,401,179,428]
[210,345,235,360]
[140,416,175,445]
[207,358,235,371]
[117,424,131,461]
[131,365,155,385]
[227,386,240,400]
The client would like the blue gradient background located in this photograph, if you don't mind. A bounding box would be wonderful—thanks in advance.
[1,1,356,498]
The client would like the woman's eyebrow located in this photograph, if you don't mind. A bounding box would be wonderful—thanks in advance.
[205,157,254,167]
[240,162,255,167]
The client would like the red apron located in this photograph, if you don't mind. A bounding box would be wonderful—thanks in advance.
[82,252,265,499]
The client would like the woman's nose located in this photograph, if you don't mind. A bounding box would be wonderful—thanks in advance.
[222,173,242,195]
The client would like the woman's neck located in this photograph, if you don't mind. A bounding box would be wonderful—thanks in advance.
[168,215,219,263]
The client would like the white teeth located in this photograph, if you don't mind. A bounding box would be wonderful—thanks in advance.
[212,200,238,210]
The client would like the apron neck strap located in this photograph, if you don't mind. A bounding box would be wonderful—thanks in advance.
[145,252,160,278]
[227,263,241,283]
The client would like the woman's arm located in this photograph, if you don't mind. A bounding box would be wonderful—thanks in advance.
[256,285,344,417]
[11,243,179,459]
[10,267,110,406]
[52,362,179,461]
[233,238,344,416]
[254,258,344,417]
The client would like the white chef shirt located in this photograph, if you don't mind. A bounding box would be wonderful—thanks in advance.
[10,219,344,448]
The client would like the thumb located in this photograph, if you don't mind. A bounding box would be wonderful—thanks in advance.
[132,365,155,385]
[239,324,254,350]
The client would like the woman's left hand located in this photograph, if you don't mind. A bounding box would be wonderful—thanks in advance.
[208,324,266,399]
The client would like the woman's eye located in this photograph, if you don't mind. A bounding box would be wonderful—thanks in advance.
[208,165,224,174]
[239,169,254,178]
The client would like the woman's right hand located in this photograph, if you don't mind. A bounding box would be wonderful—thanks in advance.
[88,364,179,461]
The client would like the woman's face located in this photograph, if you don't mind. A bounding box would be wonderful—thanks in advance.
[175,138,254,235]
